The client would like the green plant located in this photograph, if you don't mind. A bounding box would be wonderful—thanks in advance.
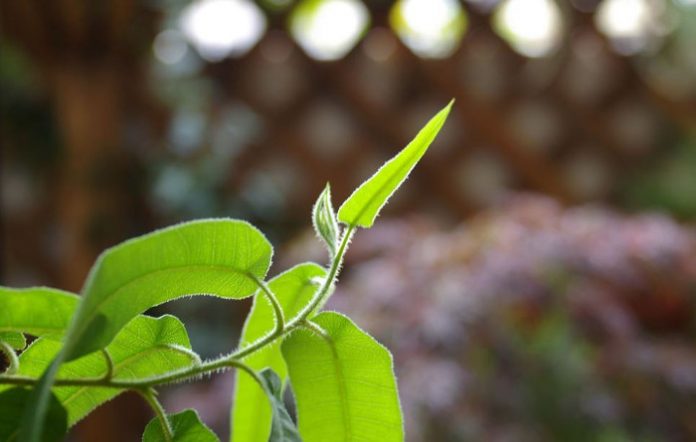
[0,102,453,442]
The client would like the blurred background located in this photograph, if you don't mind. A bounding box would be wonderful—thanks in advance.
[1,0,695,440]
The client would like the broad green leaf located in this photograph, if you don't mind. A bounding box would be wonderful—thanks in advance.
[6,315,198,427]
[142,409,219,442]
[258,369,301,442]
[281,312,403,442]
[0,287,78,340]
[66,219,273,359]
[0,332,26,351]
[337,101,453,228]
[0,388,67,442]
[232,263,325,442]
[22,219,272,442]
[312,184,340,257]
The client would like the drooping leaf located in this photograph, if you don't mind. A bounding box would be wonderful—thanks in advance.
[66,219,273,359]
[337,101,453,228]
[0,287,78,340]
[0,388,67,442]
[281,312,403,442]
[258,369,301,442]
[0,332,26,351]
[232,263,325,442]
[4,315,198,427]
[142,409,219,442]
[312,184,340,258]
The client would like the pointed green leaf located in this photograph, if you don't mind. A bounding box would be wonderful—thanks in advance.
[281,312,403,442]
[0,332,26,351]
[258,369,301,442]
[0,287,78,340]
[232,263,325,442]
[337,101,453,228]
[1,315,198,427]
[0,388,67,442]
[312,184,340,257]
[143,409,219,442]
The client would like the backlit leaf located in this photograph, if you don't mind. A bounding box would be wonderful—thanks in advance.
[0,287,78,340]
[5,315,198,427]
[22,219,272,441]
[232,263,325,442]
[337,101,453,228]
[281,312,403,441]
[66,219,272,359]
[142,409,219,442]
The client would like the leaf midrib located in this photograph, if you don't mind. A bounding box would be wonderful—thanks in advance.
[347,146,421,226]
[317,329,352,441]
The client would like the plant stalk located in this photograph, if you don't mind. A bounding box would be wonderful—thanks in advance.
[0,341,20,375]
[139,388,174,442]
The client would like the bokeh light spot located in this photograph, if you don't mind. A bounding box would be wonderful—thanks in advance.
[493,0,564,58]
[595,0,668,55]
[153,30,188,65]
[180,0,266,61]
[290,0,370,61]
[390,0,468,59]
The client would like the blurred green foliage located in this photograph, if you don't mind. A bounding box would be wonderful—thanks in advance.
[623,139,696,219]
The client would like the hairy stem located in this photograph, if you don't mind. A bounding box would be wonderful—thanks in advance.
[251,274,285,334]
[229,359,266,391]
[294,224,356,321]
[139,388,174,441]
[300,320,331,342]
[230,224,355,361]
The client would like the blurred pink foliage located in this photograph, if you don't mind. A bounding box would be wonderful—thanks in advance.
[283,194,696,441]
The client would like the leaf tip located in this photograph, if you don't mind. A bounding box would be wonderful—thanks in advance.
[441,98,455,118]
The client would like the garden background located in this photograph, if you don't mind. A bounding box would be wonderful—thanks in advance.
[1,0,695,440]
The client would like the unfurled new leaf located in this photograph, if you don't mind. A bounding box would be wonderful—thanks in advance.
[142,409,219,442]
[232,263,325,442]
[312,184,340,257]
[281,312,403,442]
[258,369,301,442]
[337,101,453,228]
